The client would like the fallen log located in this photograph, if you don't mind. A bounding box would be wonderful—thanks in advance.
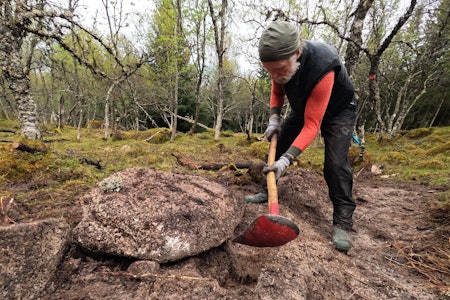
[11,142,103,169]
[171,153,251,170]
[12,142,46,153]
[0,129,15,133]
[145,130,167,142]
[66,149,103,170]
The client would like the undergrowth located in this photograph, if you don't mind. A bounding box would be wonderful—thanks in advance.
[1,122,449,211]
[1,122,449,209]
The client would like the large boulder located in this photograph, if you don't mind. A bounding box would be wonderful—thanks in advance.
[73,167,243,263]
[0,218,70,300]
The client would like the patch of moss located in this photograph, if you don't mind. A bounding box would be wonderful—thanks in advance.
[123,145,152,158]
[62,179,90,189]
[221,130,235,137]
[348,147,372,168]
[195,132,214,140]
[433,191,450,213]
[249,141,269,161]
[405,127,433,139]
[297,160,323,170]
[404,144,418,151]
[0,149,49,183]
[145,129,172,144]
[417,159,445,169]
[119,128,172,143]
[429,135,448,143]
[410,148,427,155]
[386,151,408,165]
[425,141,450,156]
[120,130,152,140]
[236,136,259,146]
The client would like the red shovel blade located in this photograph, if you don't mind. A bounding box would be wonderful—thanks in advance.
[233,214,300,247]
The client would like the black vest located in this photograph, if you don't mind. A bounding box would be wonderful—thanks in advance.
[283,41,356,121]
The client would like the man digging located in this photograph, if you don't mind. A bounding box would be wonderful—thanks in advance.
[245,20,357,252]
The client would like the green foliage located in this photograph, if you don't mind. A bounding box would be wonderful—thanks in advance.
[151,0,190,72]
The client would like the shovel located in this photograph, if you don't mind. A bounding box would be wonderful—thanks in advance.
[234,133,300,247]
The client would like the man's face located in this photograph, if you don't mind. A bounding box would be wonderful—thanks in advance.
[262,51,300,84]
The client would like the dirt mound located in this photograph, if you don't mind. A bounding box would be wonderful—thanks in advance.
[37,168,448,299]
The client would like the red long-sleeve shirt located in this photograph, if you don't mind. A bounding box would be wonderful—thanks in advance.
[270,71,335,153]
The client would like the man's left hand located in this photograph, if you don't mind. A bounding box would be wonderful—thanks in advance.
[263,154,293,180]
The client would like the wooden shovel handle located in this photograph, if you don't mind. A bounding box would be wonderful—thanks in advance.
[267,134,279,215]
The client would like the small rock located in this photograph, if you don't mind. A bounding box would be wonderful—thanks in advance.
[127,260,160,276]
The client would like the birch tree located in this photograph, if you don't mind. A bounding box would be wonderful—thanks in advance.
[185,0,209,134]
[366,0,417,139]
[150,0,190,140]
[286,0,418,139]
[0,0,53,140]
[208,0,229,140]
[0,0,151,140]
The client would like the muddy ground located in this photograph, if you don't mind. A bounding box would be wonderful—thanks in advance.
[5,166,450,299]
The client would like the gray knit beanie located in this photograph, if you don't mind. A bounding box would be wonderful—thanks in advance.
[259,21,302,62]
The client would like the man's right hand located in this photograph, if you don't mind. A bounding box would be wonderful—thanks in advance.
[264,115,281,141]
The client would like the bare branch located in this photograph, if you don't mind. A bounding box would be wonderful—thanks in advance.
[376,0,417,57]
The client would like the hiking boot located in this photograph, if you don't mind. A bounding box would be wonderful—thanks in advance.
[332,225,352,252]
[244,191,268,203]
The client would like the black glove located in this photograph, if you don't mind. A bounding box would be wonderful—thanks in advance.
[264,116,281,141]
[263,153,293,180]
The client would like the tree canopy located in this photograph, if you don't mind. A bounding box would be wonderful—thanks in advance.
[0,0,448,140]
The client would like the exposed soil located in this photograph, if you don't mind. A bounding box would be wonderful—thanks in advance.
[5,166,450,299]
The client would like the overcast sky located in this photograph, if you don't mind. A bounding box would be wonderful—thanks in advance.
[75,0,261,73]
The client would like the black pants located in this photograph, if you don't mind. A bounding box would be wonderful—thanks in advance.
[276,108,356,230]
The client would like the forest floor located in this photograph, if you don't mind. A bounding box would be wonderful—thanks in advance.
[8,166,450,299]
